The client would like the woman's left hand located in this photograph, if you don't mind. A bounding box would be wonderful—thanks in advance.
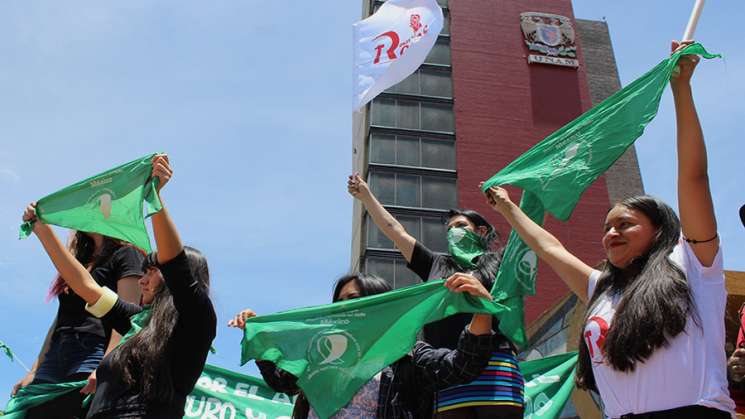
[22,202,38,223]
[671,40,698,89]
[227,309,257,330]
[444,273,492,300]
[80,369,97,394]
[152,154,173,192]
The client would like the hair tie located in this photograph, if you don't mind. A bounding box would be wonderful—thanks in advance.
[684,233,718,244]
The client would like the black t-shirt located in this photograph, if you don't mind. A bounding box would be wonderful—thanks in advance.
[56,246,144,337]
[87,250,217,419]
[407,241,504,350]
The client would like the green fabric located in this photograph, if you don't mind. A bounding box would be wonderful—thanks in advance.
[520,352,578,419]
[19,153,163,252]
[481,43,719,349]
[185,364,293,419]
[491,192,545,348]
[119,305,152,346]
[480,43,719,221]
[2,381,87,419]
[0,340,14,362]
[240,279,508,419]
[447,227,486,270]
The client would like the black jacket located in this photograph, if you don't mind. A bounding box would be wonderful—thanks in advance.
[258,327,496,418]
[86,250,217,418]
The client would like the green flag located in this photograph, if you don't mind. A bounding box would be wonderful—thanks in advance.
[521,352,578,419]
[482,43,719,349]
[240,279,508,418]
[0,340,14,362]
[186,364,293,419]
[19,153,162,252]
[480,43,719,221]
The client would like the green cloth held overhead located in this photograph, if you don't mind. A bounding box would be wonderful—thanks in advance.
[481,43,720,348]
[19,153,163,252]
[240,279,508,419]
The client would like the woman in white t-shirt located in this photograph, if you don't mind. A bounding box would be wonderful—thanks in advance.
[481,40,734,419]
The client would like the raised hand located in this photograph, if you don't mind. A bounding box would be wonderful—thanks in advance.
[152,154,173,192]
[227,309,257,330]
[444,273,492,301]
[347,173,371,201]
[480,183,514,215]
[671,40,698,90]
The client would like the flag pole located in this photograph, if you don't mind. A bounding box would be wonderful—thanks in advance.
[682,0,705,41]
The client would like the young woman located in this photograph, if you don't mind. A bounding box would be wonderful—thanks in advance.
[348,177,524,418]
[22,154,217,418]
[482,41,734,418]
[12,232,143,418]
[229,272,498,418]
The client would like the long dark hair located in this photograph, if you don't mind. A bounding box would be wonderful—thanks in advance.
[576,195,695,391]
[107,246,210,404]
[48,231,124,300]
[438,209,503,289]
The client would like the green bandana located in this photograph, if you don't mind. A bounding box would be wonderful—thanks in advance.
[447,227,485,270]
[119,305,152,346]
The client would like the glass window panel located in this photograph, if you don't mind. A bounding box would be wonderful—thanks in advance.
[370,134,396,164]
[399,215,421,241]
[371,98,396,127]
[366,256,395,286]
[421,176,457,209]
[420,70,452,98]
[395,174,420,207]
[397,100,420,130]
[422,217,448,253]
[394,259,420,288]
[396,135,420,167]
[366,215,393,249]
[389,71,419,95]
[421,102,454,132]
[369,172,395,205]
[425,42,451,65]
[421,138,455,169]
[442,13,450,35]
[437,0,448,7]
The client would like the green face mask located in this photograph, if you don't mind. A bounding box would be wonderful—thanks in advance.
[447,227,486,270]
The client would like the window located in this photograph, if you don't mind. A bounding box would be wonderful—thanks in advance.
[425,40,451,66]
[371,98,454,133]
[365,256,420,289]
[385,68,452,98]
[369,171,456,209]
[366,214,448,253]
[370,133,455,170]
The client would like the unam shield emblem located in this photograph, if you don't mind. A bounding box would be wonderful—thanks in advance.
[536,23,561,46]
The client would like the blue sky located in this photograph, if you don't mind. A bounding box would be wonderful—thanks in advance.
[1,1,743,400]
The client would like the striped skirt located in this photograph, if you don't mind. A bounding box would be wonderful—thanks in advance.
[435,350,525,412]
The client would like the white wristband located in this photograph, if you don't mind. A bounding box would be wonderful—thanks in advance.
[85,286,119,318]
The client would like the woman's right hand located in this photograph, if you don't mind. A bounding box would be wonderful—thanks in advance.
[12,372,34,396]
[227,309,257,330]
[347,173,371,201]
[22,202,38,223]
[152,154,173,192]
[481,183,514,214]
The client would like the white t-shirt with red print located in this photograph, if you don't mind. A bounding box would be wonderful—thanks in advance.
[584,238,735,418]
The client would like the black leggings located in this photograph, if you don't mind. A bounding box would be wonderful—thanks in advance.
[437,405,524,419]
[26,373,89,419]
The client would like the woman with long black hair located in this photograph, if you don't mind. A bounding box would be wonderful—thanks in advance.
[22,154,217,418]
[483,41,734,418]
[348,177,523,418]
[229,272,498,418]
[12,233,143,418]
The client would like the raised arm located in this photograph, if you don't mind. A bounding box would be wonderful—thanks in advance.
[23,204,103,306]
[671,40,718,267]
[347,173,416,261]
[483,186,593,302]
[150,154,183,264]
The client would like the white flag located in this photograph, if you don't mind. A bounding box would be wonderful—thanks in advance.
[352,0,444,110]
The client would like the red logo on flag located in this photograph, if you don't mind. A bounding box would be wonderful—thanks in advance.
[410,14,422,33]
